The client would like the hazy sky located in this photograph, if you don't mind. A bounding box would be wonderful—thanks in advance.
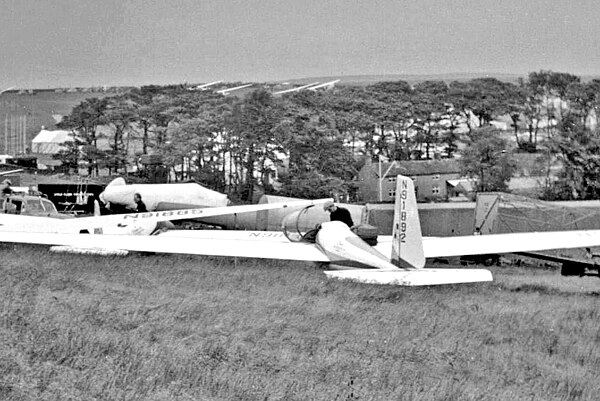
[1,0,599,88]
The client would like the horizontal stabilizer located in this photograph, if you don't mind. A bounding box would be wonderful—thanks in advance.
[324,268,493,286]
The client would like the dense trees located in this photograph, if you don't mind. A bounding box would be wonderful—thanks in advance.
[56,97,109,176]
[460,127,516,192]
[56,70,600,201]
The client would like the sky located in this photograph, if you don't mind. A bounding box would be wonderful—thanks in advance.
[1,0,600,88]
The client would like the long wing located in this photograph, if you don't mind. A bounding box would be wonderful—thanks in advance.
[338,229,600,286]
[0,229,495,286]
[373,229,600,259]
[0,231,331,262]
[0,229,494,286]
[425,230,600,258]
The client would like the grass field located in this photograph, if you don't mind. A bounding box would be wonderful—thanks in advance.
[1,244,599,401]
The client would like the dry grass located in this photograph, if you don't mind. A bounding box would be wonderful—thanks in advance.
[1,244,599,400]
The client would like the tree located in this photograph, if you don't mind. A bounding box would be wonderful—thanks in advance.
[460,127,516,192]
[52,136,82,173]
[104,96,137,174]
[438,102,464,158]
[277,111,357,199]
[411,81,449,159]
[58,97,109,176]
[563,80,600,130]
[226,90,285,201]
[448,78,522,131]
[364,81,414,159]
[520,92,544,151]
[542,112,600,200]
[127,86,159,155]
[527,70,581,137]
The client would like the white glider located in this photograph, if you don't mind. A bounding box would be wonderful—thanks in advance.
[2,176,600,286]
[217,84,253,95]
[306,80,340,91]
[188,81,222,91]
[0,197,333,236]
[100,177,229,211]
[273,82,319,95]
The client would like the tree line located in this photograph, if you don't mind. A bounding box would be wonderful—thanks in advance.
[55,70,600,202]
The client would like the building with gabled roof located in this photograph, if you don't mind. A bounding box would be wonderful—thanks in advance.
[357,158,463,202]
[31,128,73,154]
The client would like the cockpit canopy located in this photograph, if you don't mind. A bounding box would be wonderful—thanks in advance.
[282,205,321,242]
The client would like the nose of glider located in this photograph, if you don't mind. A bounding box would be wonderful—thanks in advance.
[131,221,160,236]
[316,221,398,270]
[111,220,158,236]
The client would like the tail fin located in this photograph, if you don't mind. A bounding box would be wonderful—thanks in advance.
[391,175,425,268]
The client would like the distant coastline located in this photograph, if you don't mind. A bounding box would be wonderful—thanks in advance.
[281,72,600,86]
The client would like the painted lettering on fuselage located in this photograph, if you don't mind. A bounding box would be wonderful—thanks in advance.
[121,209,201,220]
[248,232,285,238]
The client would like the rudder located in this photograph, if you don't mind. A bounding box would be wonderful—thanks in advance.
[391,175,425,268]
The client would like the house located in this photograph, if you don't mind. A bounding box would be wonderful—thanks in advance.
[31,128,73,154]
[357,158,462,202]
[31,125,145,172]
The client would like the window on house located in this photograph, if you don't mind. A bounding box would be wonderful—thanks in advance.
[388,189,396,197]
[432,186,440,194]
[388,176,397,183]
[432,174,440,181]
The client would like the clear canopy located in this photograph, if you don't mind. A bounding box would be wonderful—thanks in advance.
[281,205,320,242]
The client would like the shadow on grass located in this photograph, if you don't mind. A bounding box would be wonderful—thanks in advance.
[498,282,600,297]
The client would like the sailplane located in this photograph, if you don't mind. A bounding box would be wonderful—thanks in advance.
[1,176,600,285]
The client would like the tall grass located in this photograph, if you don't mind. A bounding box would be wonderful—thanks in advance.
[1,244,599,400]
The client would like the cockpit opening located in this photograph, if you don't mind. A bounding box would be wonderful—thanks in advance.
[281,205,322,243]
